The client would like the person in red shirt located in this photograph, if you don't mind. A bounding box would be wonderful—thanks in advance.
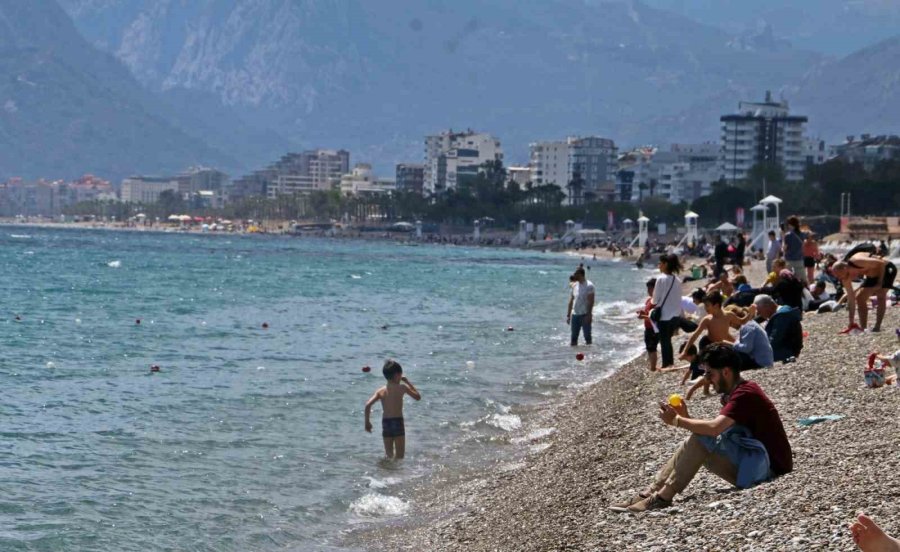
[637,278,659,371]
[611,343,792,513]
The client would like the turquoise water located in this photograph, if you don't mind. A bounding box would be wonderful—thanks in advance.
[0,227,645,551]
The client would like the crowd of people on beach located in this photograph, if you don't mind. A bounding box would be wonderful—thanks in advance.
[601,216,899,549]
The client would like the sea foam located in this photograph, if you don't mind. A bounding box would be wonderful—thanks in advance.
[349,493,409,517]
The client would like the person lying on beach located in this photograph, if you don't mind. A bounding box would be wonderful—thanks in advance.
[806,281,832,312]
[610,343,792,513]
[850,514,900,551]
[364,360,421,460]
[832,254,897,332]
[679,291,756,360]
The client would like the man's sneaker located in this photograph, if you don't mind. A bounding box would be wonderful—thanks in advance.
[608,492,650,512]
[626,493,673,513]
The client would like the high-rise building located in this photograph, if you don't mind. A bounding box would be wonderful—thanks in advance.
[265,149,350,198]
[232,149,350,201]
[720,91,808,182]
[529,136,617,204]
[395,164,425,195]
[424,130,502,195]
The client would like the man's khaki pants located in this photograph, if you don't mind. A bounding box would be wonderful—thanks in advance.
[650,434,738,495]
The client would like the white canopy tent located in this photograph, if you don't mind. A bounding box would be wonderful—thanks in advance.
[715,222,740,232]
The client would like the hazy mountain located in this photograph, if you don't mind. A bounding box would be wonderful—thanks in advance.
[640,0,900,56]
[790,36,900,141]
[58,0,831,171]
[0,0,235,180]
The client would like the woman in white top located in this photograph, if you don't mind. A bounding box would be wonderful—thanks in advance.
[651,253,684,369]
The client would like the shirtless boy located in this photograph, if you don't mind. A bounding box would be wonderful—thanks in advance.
[680,291,756,358]
[364,360,421,460]
[832,254,897,332]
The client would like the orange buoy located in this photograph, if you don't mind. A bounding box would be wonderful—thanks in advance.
[362,365,371,373]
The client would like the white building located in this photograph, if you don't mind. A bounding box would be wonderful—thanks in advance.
[720,91,808,183]
[529,136,617,204]
[424,130,503,194]
[619,143,722,204]
[340,164,397,196]
[803,138,828,166]
[506,166,532,187]
[120,176,179,203]
[529,141,569,188]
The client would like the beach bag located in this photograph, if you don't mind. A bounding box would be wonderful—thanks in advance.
[865,353,886,388]
[650,277,675,323]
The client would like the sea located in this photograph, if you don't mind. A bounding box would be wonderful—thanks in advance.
[0,227,649,551]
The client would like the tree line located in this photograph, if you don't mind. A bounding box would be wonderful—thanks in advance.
[63,158,900,229]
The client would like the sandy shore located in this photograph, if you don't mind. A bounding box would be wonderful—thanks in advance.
[350,260,900,551]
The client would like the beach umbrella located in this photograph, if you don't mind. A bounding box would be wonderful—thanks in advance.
[167,214,180,221]
[715,222,739,232]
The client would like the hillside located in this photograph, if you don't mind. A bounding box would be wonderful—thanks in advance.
[0,0,241,180]
[790,36,900,141]
[58,0,826,169]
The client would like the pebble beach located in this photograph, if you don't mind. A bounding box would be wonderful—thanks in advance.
[353,261,900,551]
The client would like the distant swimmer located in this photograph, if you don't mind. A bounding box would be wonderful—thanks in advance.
[364,360,421,460]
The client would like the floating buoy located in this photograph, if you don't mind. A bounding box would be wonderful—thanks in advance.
[362,365,371,373]
[262,322,269,329]
[150,364,160,372]
[506,326,515,332]
[135,319,141,325]
[46,361,55,369]
[466,360,475,369]
[576,353,585,361]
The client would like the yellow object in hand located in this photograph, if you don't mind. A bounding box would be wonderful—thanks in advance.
[668,394,683,407]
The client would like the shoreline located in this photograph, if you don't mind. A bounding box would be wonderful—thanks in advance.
[348,260,900,551]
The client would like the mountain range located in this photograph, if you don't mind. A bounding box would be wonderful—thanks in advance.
[1,0,898,181]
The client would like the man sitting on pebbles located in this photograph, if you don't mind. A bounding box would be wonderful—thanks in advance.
[611,343,793,513]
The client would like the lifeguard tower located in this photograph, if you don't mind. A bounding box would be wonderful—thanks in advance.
[749,195,783,250]
[677,211,699,249]
[630,214,650,248]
